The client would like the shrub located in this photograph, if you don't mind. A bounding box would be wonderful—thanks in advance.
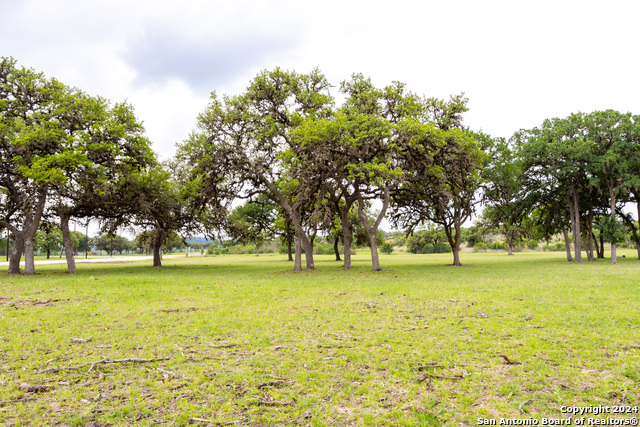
[381,243,393,254]
[474,242,487,252]
[489,241,506,250]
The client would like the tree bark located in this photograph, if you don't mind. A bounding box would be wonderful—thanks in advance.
[153,229,165,267]
[287,239,293,261]
[562,228,572,262]
[586,213,595,262]
[609,183,617,265]
[22,190,48,275]
[568,183,582,263]
[637,197,640,260]
[445,223,463,266]
[294,236,302,271]
[60,211,77,274]
[341,212,353,270]
[8,234,24,274]
[258,174,313,270]
[356,189,390,272]
[592,231,602,259]
[24,236,37,275]
[333,236,341,261]
[46,249,50,260]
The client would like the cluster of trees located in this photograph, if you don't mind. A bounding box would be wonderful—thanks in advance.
[482,111,640,264]
[2,57,638,275]
[178,69,485,270]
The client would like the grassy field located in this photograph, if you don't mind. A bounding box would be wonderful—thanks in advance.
[1,251,640,426]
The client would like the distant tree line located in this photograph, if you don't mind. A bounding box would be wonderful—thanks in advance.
[2,57,639,275]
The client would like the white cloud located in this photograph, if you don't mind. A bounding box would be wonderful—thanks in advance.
[2,0,640,159]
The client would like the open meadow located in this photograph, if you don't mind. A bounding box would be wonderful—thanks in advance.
[1,251,640,426]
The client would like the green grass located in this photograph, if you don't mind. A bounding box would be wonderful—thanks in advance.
[1,251,640,426]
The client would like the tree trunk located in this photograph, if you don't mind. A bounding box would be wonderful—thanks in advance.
[8,234,24,274]
[368,230,382,272]
[153,230,165,267]
[60,212,77,274]
[341,211,353,270]
[637,197,640,260]
[46,249,50,259]
[446,223,463,266]
[562,228,573,262]
[586,214,595,262]
[24,236,36,275]
[22,190,47,275]
[298,229,314,270]
[294,237,302,271]
[257,174,313,270]
[333,236,341,261]
[255,244,259,256]
[599,232,605,259]
[609,183,617,265]
[356,189,390,272]
[507,241,513,256]
[592,231,602,259]
[287,239,293,261]
[452,245,461,266]
[568,183,582,263]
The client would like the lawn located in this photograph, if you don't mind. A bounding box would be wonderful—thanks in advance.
[1,251,640,426]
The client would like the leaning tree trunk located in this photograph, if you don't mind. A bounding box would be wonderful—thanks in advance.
[333,236,341,261]
[22,190,48,275]
[592,231,602,259]
[294,237,302,271]
[562,228,573,262]
[60,212,77,274]
[356,189,390,272]
[8,234,25,274]
[367,230,382,272]
[292,227,314,270]
[258,175,313,270]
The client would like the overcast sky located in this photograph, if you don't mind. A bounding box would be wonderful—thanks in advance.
[3,0,639,161]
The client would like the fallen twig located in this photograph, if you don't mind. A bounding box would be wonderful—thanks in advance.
[158,367,190,381]
[190,418,248,426]
[162,307,199,313]
[38,356,170,374]
[498,354,521,365]
[191,417,216,424]
[18,383,55,393]
[256,398,293,407]
[418,373,464,382]
[417,363,445,371]
[69,337,92,343]
[209,343,237,348]
[257,380,285,389]
[317,344,351,349]
[0,395,38,406]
